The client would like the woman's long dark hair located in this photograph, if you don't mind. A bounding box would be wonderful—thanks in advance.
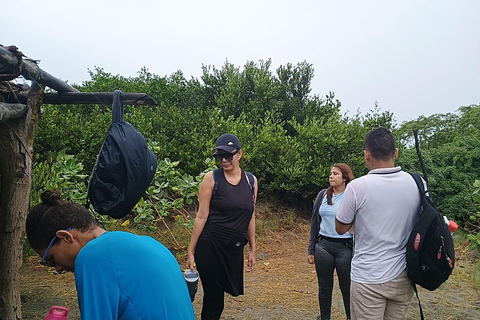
[326,163,354,205]
[26,190,94,251]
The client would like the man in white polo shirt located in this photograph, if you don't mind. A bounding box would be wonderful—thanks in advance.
[335,127,420,320]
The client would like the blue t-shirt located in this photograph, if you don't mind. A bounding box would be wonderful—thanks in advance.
[319,192,352,239]
[75,231,194,320]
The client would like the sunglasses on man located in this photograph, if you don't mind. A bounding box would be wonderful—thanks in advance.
[213,150,238,162]
[41,227,72,267]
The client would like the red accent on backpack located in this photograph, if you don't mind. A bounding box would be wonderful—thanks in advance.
[414,233,421,251]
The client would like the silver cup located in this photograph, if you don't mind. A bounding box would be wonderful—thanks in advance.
[184,269,199,302]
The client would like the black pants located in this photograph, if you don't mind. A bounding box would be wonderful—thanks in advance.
[195,238,225,320]
[314,237,353,320]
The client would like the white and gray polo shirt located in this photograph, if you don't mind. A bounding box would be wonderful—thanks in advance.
[336,166,421,284]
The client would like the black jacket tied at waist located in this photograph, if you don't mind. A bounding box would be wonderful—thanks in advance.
[202,223,248,296]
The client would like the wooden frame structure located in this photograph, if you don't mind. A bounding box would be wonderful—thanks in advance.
[0,44,157,320]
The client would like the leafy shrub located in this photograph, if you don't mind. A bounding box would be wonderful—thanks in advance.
[29,149,217,250]
[120,158,216,248]
[30,149,88,205]
[33,61,422,214]
[467,180,480,252]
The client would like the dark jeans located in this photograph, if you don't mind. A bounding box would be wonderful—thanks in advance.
[314,237,353,320]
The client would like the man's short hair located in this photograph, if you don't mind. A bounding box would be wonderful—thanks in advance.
[364,127,396,160]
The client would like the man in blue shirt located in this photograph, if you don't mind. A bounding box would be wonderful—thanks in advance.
[26,190,195,320]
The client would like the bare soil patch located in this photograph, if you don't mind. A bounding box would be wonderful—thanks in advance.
[20,217,480,319]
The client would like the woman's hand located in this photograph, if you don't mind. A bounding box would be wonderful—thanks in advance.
[186,252,196,270]
[246,251,256,272]
[307,254,315,264]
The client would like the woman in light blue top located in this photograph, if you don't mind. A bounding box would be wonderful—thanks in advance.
[307,163,354,320]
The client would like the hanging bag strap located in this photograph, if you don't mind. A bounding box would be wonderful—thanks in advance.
[412,283,425,320]
[112,90,124,123]
[85,89,124,226]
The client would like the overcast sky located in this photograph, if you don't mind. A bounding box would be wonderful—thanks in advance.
[2,0,479,124]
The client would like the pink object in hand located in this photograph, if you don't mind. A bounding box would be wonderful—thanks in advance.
[45,306,69,320]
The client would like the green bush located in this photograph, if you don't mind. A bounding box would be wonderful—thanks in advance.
[30,149,88,205]
[34,61,480,226]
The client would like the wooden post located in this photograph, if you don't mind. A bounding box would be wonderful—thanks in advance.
[0,84,42,320]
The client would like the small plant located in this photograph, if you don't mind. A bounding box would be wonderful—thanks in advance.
[467,180,480,252]
[470,180,480,229]
[129,158,216,248]
[467,233,480,252]
[30,149,87,205]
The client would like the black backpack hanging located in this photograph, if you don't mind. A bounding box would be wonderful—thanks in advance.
[87,90,157,219]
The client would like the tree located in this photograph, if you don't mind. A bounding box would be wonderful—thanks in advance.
[0,85,42,319]
[396,104,480,226]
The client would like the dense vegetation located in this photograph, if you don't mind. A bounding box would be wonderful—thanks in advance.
[32,60,479,236]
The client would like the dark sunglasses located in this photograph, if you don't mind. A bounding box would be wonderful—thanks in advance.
[41,227,72,267]
[213,150,238,162]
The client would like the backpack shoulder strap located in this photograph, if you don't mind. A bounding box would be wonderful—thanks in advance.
[412,283,425,320]
[212,168,221,199]
[245,171,256,204]
[408,171,427,320]
[245,172,255,193]
[408,172,425,195]
[408,171,432,208]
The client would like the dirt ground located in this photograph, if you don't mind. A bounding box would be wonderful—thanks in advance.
[20,218,480,320]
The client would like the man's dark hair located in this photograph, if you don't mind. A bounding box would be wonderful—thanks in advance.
[364,127,396,161]
[26,190,94,251]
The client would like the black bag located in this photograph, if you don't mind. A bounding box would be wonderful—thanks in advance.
[407,130,456,320]
[87,90,157,219]
[407,172,455,291]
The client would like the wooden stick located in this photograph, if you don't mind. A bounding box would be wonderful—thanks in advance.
[0,45,79,93]
[15,92,157,105]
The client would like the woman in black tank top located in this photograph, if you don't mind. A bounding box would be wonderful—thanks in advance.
[186,133,258,320]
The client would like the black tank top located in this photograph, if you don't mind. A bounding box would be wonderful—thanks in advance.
[207,169,255,232]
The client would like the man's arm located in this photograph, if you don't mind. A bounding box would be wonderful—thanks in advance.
[335,219,353,235]
[335,182,358,235]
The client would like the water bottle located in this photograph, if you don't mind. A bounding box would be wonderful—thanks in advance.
[184,269,199,302]
[443,216,458,233]
[45,306,68,320]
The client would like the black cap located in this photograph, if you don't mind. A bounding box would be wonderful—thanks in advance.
[215,133,241,153]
